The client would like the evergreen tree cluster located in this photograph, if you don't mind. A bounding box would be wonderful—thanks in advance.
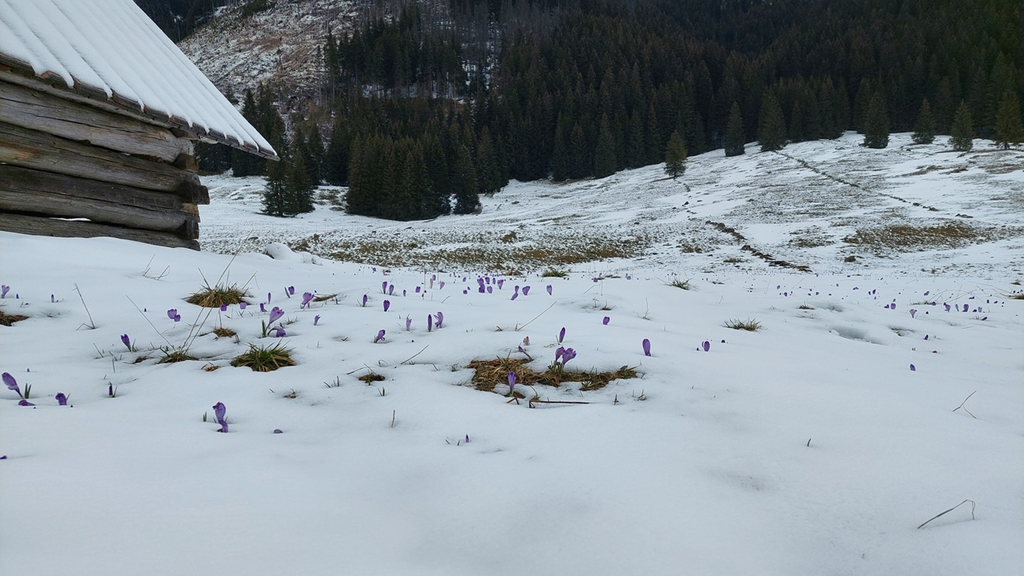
[197,0,1022,221]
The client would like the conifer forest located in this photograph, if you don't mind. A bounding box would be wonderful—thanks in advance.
[159,0,1023,221]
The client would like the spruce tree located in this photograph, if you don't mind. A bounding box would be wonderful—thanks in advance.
[912,99,936,145]
[287,148,315,215]
[724,102,745,157]
[994,91,1023,149]
[262,155,289,216]
[324,117,349,185]
[451,144,480,214]
[950,101,974,151]
[594,114,617,178]
[863,93,890,149]
[758,92,786,152]
[664,130,687,179]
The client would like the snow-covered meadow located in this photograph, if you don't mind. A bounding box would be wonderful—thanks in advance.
[1,135,1022,576]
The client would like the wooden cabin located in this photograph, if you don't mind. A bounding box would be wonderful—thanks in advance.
[0,0,277,249]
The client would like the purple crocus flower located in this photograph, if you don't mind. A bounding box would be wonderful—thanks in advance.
[910,364,916,372]
[554,346,565,363]
[416,287,421,293]
[497,279,504,289]
[561,348,577,364]
[213,402,228,433]
[382,281,388,294]
[18,400,34,407]
[910,309,917,319]
[523,286,531,296]
[267,292,272,303]
[388,284,395,296]
[603,316,610,325]
[546,285,552,295]
[439,281,445,290]
[508,371,517,393]
[260,303,266,313]
[272,325,286,338]
[268,307,284,325]
[288,286,295,296]
[383,300,390,312]
[239,302,247,311]
[924,335,929,340]
[487,286,493,294]
[0,285,8,298]
[120,334,131,351]
[944,303,951,312]
[55,393,68,406]
[108,384,114,397]
[517,345,533,360]
[702,340,711,352]
[314,315,321,326]
[167,308,180,322]
[478,279,486,294]
[374,329,386,343]
[427,314,433,332]
[3,373,23,398]
[510,292,518,301]
[362,294,368,307]
[301,292,314,308]
[962,304,969,312]
[405,317,413,331]
[435,311,443,328]
[220,304,227,312]
[642,338,652,356]
[557,327,566,344]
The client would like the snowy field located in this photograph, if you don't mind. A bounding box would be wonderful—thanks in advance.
[1,134,1022,576]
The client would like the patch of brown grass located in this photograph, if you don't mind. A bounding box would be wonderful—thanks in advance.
[842,221,989,250]
[358,371,386,384]
[467,356,638,393]
[0,309,29,326]
[186,284,250,308]
[212,327,237,338]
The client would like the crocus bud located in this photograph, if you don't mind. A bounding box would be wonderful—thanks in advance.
[546,285,552,295]
[3,372,22,398]
[702,340,710,352]
[374,329,386,343]
[603,316,610,325]
[120,334,131,350]
[55,393,68,406]
[642,339,652,356]
[383,300,390,312]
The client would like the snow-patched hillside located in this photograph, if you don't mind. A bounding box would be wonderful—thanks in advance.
[1,136,1022,576]
[179,0,356,101]
[200,133,1024,278]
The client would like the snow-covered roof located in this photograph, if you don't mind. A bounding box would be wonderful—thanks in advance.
[0,0,277,159]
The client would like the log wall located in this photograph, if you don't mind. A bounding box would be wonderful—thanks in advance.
[0,77,209,249]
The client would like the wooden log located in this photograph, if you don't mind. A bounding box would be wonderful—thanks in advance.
[0,165,199,237]
[0,213,200,250]
[0,121,209,204]
[0,80,193,162]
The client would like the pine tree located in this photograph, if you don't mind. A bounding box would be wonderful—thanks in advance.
[324,117,350,185]
[287,147,315,215]
[232,89,264,176]
[664,130,687,179]
[724,102,745,157]
[758,91,786,152]
[950,101,974,152]
[912,99,936,145]
[594,114,617,178]
[451,144,479,214]
[863,92,890,149]
[263,155,289,216]
[994,91,1023,149]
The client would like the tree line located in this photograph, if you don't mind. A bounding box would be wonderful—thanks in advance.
[194,0,1022,221]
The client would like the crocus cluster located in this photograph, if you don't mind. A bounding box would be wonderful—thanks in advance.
[167,308,181,322]
[262,307,285,337]
[552,347,577,373]
[213,402,228,433]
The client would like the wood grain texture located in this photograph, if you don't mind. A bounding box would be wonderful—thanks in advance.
[0,165,199,237]
[0,80,193,162]
[0,121,209,203]
[0,213,200,250]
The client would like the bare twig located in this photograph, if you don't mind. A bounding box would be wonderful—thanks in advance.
[515,301,557,331]
[952,390,977,419]
[390,410,396,428]
[126,296,173,347]
[917,499,976,529]
[74,283,96,329]
[400,345,429,365]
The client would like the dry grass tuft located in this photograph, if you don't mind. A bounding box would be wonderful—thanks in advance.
[358,371,386,384]
[212,327,237,338]
[725,318,762,331]
[467,356,638,392]
[187,284,250,308]
[231,343,295,372]
[159,349,198,364]
[0,309,29,326]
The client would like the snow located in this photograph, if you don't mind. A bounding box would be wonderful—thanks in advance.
[1,135,1022,576]
[0,0,276,158]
